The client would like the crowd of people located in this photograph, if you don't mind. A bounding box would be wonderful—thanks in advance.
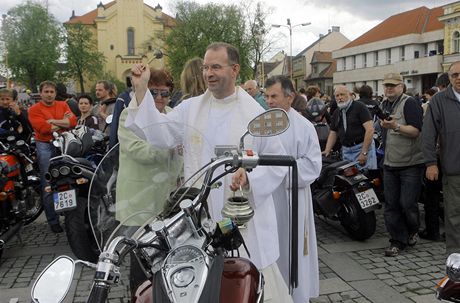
[1,40,460,302]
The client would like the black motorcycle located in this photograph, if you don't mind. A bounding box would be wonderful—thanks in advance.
[311,153,381,240]
[45,126,107,261]
[0,135,42,261]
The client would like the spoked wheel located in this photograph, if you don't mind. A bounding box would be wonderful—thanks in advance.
[24,184,44,225]
[339,193,376,241]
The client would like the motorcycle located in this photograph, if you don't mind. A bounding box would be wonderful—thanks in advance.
[31,109,300,303]
[45,125,108,262]
[436,253,460,302]
[0,135,42,261]
[311,152,381,240]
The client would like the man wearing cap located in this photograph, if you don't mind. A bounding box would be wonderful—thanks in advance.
[423,61,460,254]
[379,72,424,257]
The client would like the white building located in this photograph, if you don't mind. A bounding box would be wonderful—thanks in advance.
[333,6,444,96]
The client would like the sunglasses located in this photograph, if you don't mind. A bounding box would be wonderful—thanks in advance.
[150,89,170,98]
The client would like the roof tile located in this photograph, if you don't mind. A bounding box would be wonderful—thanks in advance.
[343,6,444,49]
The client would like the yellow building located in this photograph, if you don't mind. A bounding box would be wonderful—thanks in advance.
[65,0,175,85]
[439,1,460,70]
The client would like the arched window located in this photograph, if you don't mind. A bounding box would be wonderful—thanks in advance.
[127,28,135,55]
[453,31,460,53]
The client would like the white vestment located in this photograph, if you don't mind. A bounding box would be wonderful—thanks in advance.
[273,109,322,302]
[125,87,288,271]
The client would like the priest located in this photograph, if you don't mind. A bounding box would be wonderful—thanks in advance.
[126,42,292,301]
[265,75,322,302]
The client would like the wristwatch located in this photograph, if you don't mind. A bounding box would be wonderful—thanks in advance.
[394,124,401,132]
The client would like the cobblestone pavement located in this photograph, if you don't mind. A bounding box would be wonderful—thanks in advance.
[0,206,447,302]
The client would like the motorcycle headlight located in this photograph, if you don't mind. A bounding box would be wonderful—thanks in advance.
[59,166,71,176]
[447,253,460,282]
[51,168,60,178]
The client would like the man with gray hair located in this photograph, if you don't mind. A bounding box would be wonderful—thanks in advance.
[244,79,268,109]
[423,61,460,254]
[323,85,376,170]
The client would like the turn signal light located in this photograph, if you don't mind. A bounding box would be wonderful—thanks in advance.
[436,276,449,289]
[76,178,88,185]
[44,186,52,193]
[332,191,341,200]
[371,178,381,187]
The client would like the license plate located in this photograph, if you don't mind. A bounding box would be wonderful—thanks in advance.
[355,189,379,210]
[53,189,77,212]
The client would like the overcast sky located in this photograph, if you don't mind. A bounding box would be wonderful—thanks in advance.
[1,0,455,58]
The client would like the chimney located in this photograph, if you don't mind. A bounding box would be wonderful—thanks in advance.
[70,10,76,20]
[331,26,340,32]
[97,1,105,17]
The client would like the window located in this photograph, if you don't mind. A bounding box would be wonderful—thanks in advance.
[375,51,379,66]
[387,49,391,64]
[400,46,405,61]
[352,56,356,69]
[343,58,347,70]
[414,51,419,58]
[127,28,135,55]
[363,53,367,68]
[451,31,459,53]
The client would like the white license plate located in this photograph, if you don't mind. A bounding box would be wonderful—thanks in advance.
[355,189,379,209]
[53,189,77,212]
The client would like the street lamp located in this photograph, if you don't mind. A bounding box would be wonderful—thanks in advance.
[272,19,311,81]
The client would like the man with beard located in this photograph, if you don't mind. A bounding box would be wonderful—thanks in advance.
[95,80,117,133]
[323,85,376,170]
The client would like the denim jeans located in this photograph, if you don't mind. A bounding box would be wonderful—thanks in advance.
[383,165,423,248]
[342,141,377,170]
[36,141,59,226]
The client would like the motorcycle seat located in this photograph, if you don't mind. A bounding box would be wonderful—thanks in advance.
[317,160,350,185]
[75,157,95,169]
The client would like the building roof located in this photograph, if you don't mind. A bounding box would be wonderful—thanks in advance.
[311,51,333,63]
[65,1,175,27]
[262,61,282,75]
[343,6,444,49]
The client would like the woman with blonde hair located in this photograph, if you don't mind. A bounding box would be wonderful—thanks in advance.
[180,57,207,101]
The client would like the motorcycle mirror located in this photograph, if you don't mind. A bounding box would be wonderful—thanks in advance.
[239,108,290,150]
[105,114,113,125]
[31,255,75,303]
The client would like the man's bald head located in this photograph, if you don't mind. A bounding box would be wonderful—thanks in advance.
[244,80,259,97]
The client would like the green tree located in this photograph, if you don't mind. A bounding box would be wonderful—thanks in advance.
[165,1,252,83]
[244,2,275,79]
[65,22,106,93]
[1,1,62,92]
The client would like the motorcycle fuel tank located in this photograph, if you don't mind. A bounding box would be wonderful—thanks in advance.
[133,257,261,303]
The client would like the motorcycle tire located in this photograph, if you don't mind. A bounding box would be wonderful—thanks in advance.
[24,184,44,226]
[339,193,376,241]
[65,197,99,262]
